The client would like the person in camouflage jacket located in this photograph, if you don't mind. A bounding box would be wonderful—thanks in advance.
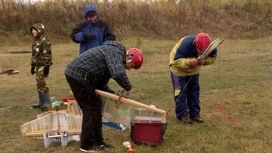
[30,23,52,111]
[65,40,143,152]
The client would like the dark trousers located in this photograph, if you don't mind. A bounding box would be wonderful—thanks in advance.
[65,75,103,149]
[170,72,200,120]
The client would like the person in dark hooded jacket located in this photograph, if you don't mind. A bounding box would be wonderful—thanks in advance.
[30,23,52,111]
[64,40,143,152]
[70,4,116,54]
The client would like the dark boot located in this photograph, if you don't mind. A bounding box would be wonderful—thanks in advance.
[190,115,204,123]
[40,92,51,111]
[32,104,41,108]
[32,92,43,108]
[180,113,193,124]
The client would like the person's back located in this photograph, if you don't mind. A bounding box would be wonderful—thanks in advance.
[70,4,116,54]
[65,41,130,89]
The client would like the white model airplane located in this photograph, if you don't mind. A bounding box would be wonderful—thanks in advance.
[20,90,167,148]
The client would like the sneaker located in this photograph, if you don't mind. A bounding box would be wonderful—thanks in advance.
[180,113,193,124]
[190,116,204,123]
[98,142,113,150]
[79,147,98,153]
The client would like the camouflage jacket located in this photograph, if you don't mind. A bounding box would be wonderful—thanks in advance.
[30,23,53,67]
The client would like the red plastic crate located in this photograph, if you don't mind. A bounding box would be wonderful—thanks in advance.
[130,123,167,146]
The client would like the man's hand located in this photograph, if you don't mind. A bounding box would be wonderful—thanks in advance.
[84,33,96,40]
[122,90,131,98]
[43,66,49,75]
[31,66,35,75]
[197,58,206,66]
[189,58,198,67]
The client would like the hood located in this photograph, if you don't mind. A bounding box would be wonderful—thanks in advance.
[84,5,97,17]
[103,41,126,63]
[30,23,45,37]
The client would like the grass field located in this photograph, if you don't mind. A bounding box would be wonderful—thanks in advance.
[0,37,272,153]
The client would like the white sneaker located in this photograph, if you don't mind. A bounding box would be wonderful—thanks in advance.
[79,148,98,153]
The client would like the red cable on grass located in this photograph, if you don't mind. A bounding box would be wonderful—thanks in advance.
[217,103,238,124]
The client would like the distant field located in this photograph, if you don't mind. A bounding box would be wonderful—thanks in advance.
[0,37,272,153]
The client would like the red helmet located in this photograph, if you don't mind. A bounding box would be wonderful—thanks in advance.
[127,48,143,69]
[194,33,211,52]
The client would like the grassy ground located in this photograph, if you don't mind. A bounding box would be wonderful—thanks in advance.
[0,37,272,153]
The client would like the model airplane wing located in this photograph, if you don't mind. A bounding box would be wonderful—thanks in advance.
[198,37,224,60]
[21,89,167,136]
[98,90,167,130]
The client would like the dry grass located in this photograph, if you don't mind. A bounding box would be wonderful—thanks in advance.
[0,1,271,153]
[0,36,272,152]
[0,0,272,45]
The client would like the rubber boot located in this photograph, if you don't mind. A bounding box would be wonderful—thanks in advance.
[32,92,43,108]
[190,114,204,123]
[40,92,51,111]
[180,113,193,124]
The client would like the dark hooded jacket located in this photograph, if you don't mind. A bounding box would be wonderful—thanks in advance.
[65,41,131,92]
[169,35,217,76]
[70,5,116,54]
[30,23,52,67]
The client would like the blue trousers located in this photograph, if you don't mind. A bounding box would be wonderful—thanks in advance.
[170,72,201,120]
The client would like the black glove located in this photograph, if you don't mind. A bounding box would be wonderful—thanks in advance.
[43,66,49,75]
[31,66,35,75]
[84,33,96,40]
